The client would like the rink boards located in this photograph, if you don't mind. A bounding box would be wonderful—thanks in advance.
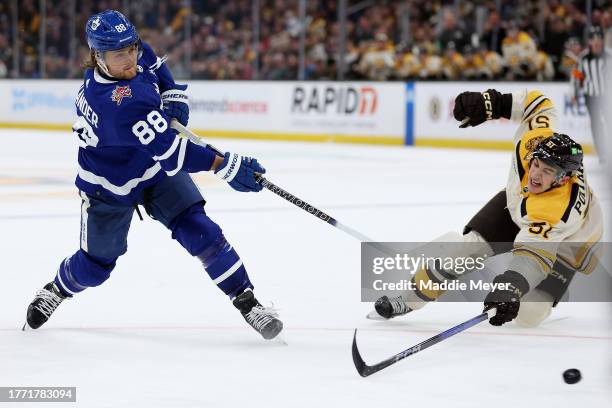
[0,79,595,151]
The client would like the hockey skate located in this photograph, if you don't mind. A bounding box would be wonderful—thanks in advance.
[368,295,413,320]
[233,289,283,340]
[23,282,69,330]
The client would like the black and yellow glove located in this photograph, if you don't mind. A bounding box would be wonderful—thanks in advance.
[453,89,512,128]
[483,270,530,326]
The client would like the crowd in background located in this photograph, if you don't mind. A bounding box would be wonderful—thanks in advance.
[0,0,610,80]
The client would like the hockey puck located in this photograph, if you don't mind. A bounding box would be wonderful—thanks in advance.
[563,369,581,384]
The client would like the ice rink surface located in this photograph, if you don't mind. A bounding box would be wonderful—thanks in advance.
[1,129,610,408]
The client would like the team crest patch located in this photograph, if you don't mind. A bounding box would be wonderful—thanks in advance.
[90,17,100,30]
[111,85,132,105]
[524,136,546,160]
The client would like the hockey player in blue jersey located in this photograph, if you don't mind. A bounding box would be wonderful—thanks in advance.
[23,10,283,340]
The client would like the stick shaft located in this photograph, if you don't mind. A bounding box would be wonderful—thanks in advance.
[170,121,378,243]
[170,120,223,155]
[257,176,378,242]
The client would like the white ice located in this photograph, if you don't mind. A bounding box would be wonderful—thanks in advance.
[1,129,610,408]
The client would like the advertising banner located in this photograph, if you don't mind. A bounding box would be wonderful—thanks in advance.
[0,80,593,151]
[0,80,79,128]
[186,81,406,144]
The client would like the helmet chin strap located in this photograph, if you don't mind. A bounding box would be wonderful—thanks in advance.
[94,50,114,78]
[550,170,569,188]
[93,41,141,79]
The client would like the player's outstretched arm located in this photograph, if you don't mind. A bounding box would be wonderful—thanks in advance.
[453,89,513,128]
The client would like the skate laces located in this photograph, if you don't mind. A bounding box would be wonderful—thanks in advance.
[33,288,64,319]
[244,304,279,331]
[390,296,410,314]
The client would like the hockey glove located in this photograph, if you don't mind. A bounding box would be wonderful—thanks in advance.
[214,152,266,192]
[162,84,189,126]
[453,89,511,128]
[483,270,530,326]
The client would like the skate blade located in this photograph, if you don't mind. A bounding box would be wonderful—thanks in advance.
[22,322,31,331]
[365,310,388,321]
[273,333,288,346]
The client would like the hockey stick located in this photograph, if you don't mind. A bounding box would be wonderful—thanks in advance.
[170,120,378,243]
[352,308,496,377]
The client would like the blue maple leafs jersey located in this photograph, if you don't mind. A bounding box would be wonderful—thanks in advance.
[72,41,217,204]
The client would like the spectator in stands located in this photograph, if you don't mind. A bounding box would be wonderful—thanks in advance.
[559,36,583,80]
[395,46,420,79]
[462,45,489,80]
[416,46,443,79]
[437,7,468,52]
[603,11,612,48]
[0,33,11,77]
[0,0,608,81]
[358,32,395,81]
[543,16,570,73]
[475,44,505,79]
[442,42,467,80]
[502,21,538,80]
[480,10,505,54]
[532,49,555,81]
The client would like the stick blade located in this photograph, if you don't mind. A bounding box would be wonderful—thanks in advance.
[352,329,373,377]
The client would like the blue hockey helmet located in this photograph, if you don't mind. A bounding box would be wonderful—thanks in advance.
[86,10,139,52]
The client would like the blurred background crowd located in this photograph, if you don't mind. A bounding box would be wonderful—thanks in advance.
[0,0,610,81]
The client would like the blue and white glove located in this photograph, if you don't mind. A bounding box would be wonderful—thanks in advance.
[161,84,189,126]
[214,152,266,192]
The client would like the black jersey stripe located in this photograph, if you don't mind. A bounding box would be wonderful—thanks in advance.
[523,95,543,118]
[520,197,527,218]
[523,95,545,119]
[515,141,525,181]
[524,97,550,120]
[561,183,580,223]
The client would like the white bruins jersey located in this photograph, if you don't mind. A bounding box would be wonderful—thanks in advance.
[505,90,603,275]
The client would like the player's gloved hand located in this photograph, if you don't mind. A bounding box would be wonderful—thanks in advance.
[483,270,529,326]
[453,89,507,128]
[214,152,265,192]
[161,84,189,126]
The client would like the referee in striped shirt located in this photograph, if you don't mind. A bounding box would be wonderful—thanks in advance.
[572,26,610,162]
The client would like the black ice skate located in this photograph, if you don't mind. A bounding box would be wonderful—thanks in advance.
[373,295,413,319]
[23,282,69,330]
[233,289,283,340]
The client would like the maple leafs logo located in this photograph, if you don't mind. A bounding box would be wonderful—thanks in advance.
[90,17,101,30]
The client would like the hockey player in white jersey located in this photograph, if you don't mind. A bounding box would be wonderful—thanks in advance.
[374,88,603,326]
